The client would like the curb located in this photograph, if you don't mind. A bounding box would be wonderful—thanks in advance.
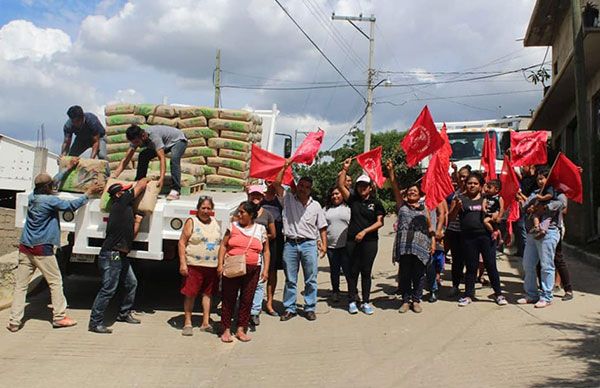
[563,242,600,269]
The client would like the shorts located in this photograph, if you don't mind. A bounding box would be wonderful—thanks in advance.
[431,250,445,273]
[180,265,218,297]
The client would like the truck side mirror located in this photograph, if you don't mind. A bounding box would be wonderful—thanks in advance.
[284,138,292,158]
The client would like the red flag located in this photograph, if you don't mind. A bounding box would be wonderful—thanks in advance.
[506,201,520,236]
[510,131,548,167]
[401,106,444,167]
[249,144,294,185]
[499,155,519,209]
[355,146,386,188]
[291,128,324,165]
[421,152,454,211]
[439,123,452,162]
[547,153,583,203]
[481,132,497,180]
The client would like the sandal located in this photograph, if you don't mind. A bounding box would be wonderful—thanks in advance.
[52,316,77,328]
[199,325,213,333]
[181,325,193,336]
[6,324,20,333]
[265,310,279,317]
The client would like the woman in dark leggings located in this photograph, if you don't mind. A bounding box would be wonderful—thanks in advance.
[449,172,507,307]
[446,165,471,296]
[338,158,385,315]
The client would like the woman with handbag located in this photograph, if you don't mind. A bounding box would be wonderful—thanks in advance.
[217,201,270,343]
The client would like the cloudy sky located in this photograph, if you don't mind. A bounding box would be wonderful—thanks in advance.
[0,0,547,154]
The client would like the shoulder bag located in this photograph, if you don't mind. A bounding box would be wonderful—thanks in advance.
[222,224,256,278]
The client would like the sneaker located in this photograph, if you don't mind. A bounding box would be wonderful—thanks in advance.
[250,315,260,326]
[348,302,359,314]
[166,190,180,200]
[116,313,141,324]
[428,292,438,303]
[412,302,423,313]
[361,303,374,315]
[534,300,552,308]
[52,316,77,328]
[495,295,508,306]
[88,325,112,334]
[516,297,537,305]
[562,292,574,302]
[458,297,472,307]
[398,302,410,314]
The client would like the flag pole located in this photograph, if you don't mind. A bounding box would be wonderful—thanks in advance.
[540,151,561,193]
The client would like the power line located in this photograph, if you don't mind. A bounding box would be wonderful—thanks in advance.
[377,89,539,106]
[274,0,366,102]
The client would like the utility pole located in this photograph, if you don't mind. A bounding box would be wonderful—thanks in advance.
[571,0,596,239]
[214,49,221,108]
[332,13,376,153]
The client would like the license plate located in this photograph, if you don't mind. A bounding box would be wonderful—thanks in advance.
[70,254,96,263]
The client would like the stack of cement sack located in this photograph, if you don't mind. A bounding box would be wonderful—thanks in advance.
[103,103,263,191]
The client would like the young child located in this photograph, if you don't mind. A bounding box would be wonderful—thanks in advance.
[529,174,556,239]
[483,179,504,243]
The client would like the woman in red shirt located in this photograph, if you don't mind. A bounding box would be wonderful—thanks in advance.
[217,201,270,343]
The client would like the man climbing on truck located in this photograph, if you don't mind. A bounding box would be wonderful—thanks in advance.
[112,125,187,201]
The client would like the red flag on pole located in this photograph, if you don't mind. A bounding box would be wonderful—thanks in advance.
[439,123,453,162]
[355,146,386,188]
[481,132,497,180]
[421,153,454,211]
[291,128,324,165]
[401,106,444,167]
[510,131,548,167]
[499,155,519,210]
[547,153,583,203]
[506,201,520,236]
[249,144,294,185]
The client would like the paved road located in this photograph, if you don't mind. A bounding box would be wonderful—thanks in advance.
[1,220,599,388]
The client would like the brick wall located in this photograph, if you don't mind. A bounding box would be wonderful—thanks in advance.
[0,208,19,257]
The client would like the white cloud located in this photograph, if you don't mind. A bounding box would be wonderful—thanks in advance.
[0,20,71,61]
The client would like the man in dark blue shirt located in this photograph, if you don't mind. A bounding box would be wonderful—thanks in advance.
[61,105,107,160]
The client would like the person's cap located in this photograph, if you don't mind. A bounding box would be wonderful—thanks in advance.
[108,182,133,197]
[356,174,371,184]
[247,184,267,195]
[34,173,53,187]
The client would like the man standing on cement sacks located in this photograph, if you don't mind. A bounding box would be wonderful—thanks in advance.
[7,158,103,332]
[88,179,148,334]
[272,160,327,322]
[62,105,108,160]
[112,125,188,201]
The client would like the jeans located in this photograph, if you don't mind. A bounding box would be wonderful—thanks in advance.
[346,239,378,303]
[9,252,67,326]
[68,135,107,160]
[326,247,350,293]
[398,254,426,303]
[426,250,445,293]
[251,257,264,315]
[89,250,138,328]
[523,228,560,302]
[282,240,318,313]
[462,233,502,298]
[135,140,187,192]
[514,211,527,257]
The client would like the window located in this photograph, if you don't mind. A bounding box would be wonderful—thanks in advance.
[447,131,504,161]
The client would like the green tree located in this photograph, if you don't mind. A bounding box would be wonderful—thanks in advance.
[295,129,421,213]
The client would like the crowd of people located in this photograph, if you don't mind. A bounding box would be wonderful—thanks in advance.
[7,114,572,341]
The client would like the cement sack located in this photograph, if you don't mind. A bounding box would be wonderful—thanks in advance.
[177,106,219,119]
[206,174,245,187]
[207,138,250,152]
[105,114,145,126]
[219,109,253,122]
[109,160,134,171]
[183,146,217,158]
[108,152,138,163]
[106,133,128,144]
[181,127,218,139]
[218,167,249,180]
[181,156,207,166]
[107,143,131,153]
[187,137,207,147]
[105,125,129,136]
[58,157,109,194]
[178,116,208,129]
[100,178,130,212]
[208,119,253,133]
[148,160,204,177]
[152,104,178,118]
[147,115,178,127]
[134,104,157,116]
[118,171,199,187]
[134,181,160,214]
[105,104,135,116]
[199,165,217,175]
[219,149,251,161]
[207,157,248,172]
[252,125,261,134]
[252,115,263,125]
[220,130,251,142]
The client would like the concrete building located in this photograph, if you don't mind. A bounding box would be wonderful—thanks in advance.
[524,0,600,243]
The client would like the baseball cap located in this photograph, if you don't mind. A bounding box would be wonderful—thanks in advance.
[247,184,267,195]
[356,174,371,184]
[108,182,133,197]
[34,173,53,187]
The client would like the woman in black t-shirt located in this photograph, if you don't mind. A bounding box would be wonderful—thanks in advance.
[449,172,507,307]
[338,159,385,315]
